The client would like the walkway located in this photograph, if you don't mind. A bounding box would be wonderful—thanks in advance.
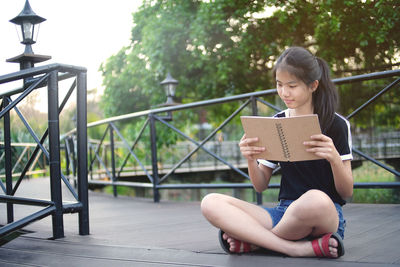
[1,178,400,266]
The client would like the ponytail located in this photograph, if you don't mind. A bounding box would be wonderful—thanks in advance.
[313,57,338,133]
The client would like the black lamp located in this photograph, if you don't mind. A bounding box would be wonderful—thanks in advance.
[7,0,51,70]
[160,73,178,106]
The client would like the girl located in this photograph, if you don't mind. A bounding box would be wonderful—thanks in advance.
[201,47,353,258]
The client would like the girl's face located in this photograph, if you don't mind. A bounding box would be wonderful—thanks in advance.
[276,69,318,114]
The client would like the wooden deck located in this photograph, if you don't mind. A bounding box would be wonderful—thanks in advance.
[1,178,400,266]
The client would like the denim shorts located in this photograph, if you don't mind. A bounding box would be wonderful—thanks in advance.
[264,199,346,239]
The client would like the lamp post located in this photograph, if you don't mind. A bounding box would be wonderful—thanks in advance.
[149,72,179,202]
[160,72,178,106]
[6,0,51,72]
[3,0,51,228]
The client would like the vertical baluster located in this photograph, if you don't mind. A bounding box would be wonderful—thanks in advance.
[3,97,13,223]
[251,96,263,205]
[110,124,117,197]
[149,114,160,202]
[77,71,89,235]
[48,70,64,238]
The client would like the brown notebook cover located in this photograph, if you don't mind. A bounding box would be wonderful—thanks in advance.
[240,114,322,162]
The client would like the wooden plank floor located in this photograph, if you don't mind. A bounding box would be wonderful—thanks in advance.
[1,178,400,266]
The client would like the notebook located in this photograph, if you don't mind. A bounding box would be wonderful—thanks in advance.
[240,114,322,162]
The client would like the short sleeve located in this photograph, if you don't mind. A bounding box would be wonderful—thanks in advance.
[330,114,353,161]
[257,159,277,169]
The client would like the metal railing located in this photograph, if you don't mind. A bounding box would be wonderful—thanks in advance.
[0,63,89,239]
[0,142,47,179]
[66,69,400,203]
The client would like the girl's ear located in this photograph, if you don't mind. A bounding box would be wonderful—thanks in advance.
[310,80,319,92]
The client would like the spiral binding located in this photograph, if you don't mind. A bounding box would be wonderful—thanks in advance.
[275,123,290,160]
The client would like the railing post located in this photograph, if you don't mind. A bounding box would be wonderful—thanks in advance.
[89,144,93,181]
[149,114,160,202]
[64,139,70,177]
[251,96,258,116]
[3,97,13,223]
[65,136,77,187]
[187,144,192,171]
[250,96,263,205]
[384,138,387,158]
[109,124,117,197]
[48,70,64,239]
[214,142,218,169]
[77,71,89,235]
[71,138,77,177]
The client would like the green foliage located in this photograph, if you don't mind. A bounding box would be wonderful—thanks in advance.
[312,0,399,72]
[351,161,400,204]
[97,0,400,184]
[100,0,399,128]
[102,162,400,203]
[352,188,400,204]
[103,185,138,197]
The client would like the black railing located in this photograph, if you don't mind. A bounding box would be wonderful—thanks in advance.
[66,69,400,203]
[0,142,47,179]
[0,63,89,239]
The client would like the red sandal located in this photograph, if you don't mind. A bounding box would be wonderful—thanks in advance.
[311,232,345,258]
[218,229,252,254]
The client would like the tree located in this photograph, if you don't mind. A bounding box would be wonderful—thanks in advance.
[100,0,399,126]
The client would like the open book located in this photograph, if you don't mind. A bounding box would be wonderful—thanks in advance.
[240,114,322,162]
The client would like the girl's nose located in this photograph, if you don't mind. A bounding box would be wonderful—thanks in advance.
[281,86,290,97]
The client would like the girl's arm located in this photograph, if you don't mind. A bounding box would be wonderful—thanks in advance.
[329,159,353,198]
[304,134,354,199]
[239,134,273,192]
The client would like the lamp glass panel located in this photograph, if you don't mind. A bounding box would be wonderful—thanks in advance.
[14,25,23,43]
[168,84,176,97]
[22,21,34,42]
[33,24,40,42]
[164,85,170,96]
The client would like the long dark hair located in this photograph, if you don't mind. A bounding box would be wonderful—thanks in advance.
[272,47,338,133]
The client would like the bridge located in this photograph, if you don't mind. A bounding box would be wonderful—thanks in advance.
[3,131,399,183]
[82,133,400,180]
[2,177,400,266]
[0,63,89,241]
[0,2,399,264]
[65,69,400,203]
[0,64,399,245]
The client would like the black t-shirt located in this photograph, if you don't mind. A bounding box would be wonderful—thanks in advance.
[258,110,353,206]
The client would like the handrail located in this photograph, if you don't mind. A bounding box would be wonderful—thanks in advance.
[61,70,400,137]
[82,89,277,129]
[0,63,89,240]
[61,69,400,203]
[333,69,400,84]
[85,69,400,129]
[0,63,86,85]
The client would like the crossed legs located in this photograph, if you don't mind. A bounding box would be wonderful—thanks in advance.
[201,189,340,257]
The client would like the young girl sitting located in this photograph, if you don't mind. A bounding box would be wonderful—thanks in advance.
[201,46,353,258]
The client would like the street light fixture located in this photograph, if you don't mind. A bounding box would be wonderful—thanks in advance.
[10,0,45,49]
[160,72,178,106]
[7,0,51,71]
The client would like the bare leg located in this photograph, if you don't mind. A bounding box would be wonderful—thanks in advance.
[201,190,341,257]
[272,189,339,240]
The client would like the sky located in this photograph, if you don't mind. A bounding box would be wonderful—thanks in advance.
[0,0,142,107]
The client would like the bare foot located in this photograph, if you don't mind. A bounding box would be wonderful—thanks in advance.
[222,232,259,253]
[274,234,342,258]
[326,237,339,257]
[301,233,342,258]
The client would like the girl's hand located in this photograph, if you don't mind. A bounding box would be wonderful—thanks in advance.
[239,134,266,160]
[304,134,341,163]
